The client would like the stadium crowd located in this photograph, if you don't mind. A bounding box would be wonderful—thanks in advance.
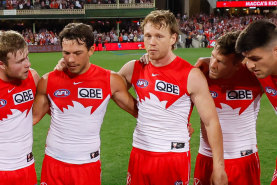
[177,13,277,48]
[21,13,277,48]
[20,26,145,46]
[0,0,153,9]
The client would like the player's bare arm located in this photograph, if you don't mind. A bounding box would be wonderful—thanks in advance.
[187,68,228,185]
[110,72,138,118]
[32,73,50,125]
[30,68,40,86]
[118,60,136,89]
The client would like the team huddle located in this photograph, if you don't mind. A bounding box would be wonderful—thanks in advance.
[0,10,276,185]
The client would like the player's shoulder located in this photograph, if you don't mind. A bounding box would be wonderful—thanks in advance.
[30,68,40,86]
[174,56,195,71]
[119,60,137,75]
[30,68,39,77]
[125,59,138,67]
[41,72,50,81]
[188,68,207,88]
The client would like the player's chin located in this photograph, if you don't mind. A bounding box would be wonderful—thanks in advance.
[148,54,160,61]
[255,73,267,79]
[208,73,219,80]
[68,69,79,74]
[20,74,29,80]
[68,67,80,73]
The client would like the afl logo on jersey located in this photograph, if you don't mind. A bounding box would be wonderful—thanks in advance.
[136,79,149,88]
[265,87,277,96]
[54,89,70,97]
[174,181,183,185]
[210,91,218,98]
[13,89,34,105]
[0,99,7,108]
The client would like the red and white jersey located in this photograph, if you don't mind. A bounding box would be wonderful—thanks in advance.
[131,57,194,152]
[46,64,111,164]
[0,71,36,170]
[199,64,263,159]
[259,75,277,115]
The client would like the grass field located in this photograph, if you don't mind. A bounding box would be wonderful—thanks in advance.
[30,48,277,185]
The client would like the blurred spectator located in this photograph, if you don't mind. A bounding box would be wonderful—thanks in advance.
[13,13,276,47]
[22,28,59,46]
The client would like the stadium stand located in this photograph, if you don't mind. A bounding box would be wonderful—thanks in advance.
[0,0,154,9]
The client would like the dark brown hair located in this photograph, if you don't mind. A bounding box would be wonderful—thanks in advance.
[216,31,244,64]
[59,23,94,50]
[236,20,277,53]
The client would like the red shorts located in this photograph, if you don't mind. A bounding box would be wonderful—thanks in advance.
[0,163,37,185]
[270,157,277,185]
[41,155,101,185]
[193,153,260,185]
[127,147,191,185]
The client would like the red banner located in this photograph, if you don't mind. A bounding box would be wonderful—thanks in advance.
[94,42,145,51]
[216,1,277,7]
[207,40,216,48]
[28,42,145,53]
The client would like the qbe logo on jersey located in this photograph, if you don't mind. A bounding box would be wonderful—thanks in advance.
[226,90,253,100]
[78,88,103,99]
[13,89,34,105]
[155,80,179,95]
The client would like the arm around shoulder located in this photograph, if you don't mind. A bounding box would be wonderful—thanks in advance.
[110,72,138,118]
[32,73,50,125]
[118,60,136,89]
[187,68,227,185]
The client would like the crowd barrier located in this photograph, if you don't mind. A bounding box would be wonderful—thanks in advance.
[28,42,145,53]
[28,41,214,53]
[28,45,62,53]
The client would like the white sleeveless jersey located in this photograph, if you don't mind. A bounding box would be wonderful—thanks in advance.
[0,72,36,170]
[199,65,263,159]
[131,57,194,152]
[46,65,111,164]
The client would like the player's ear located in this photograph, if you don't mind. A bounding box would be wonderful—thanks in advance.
[88,46,94,56]
[273,45,277,58]
[0,60,6,70]
[170,33,177,46]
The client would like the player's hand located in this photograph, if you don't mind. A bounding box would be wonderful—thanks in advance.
[210,167,228,185]
[139,53,149,64]
[194,57,210,75]
[54,58,66,71]
[187,123,194,137]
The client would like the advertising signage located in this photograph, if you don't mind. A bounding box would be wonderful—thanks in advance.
[216,1,277,7]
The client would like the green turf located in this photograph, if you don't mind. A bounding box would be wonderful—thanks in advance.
[30,48,277,185]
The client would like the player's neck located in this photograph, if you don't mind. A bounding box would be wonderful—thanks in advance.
[0,71,21,84]
[150,52,176,67]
